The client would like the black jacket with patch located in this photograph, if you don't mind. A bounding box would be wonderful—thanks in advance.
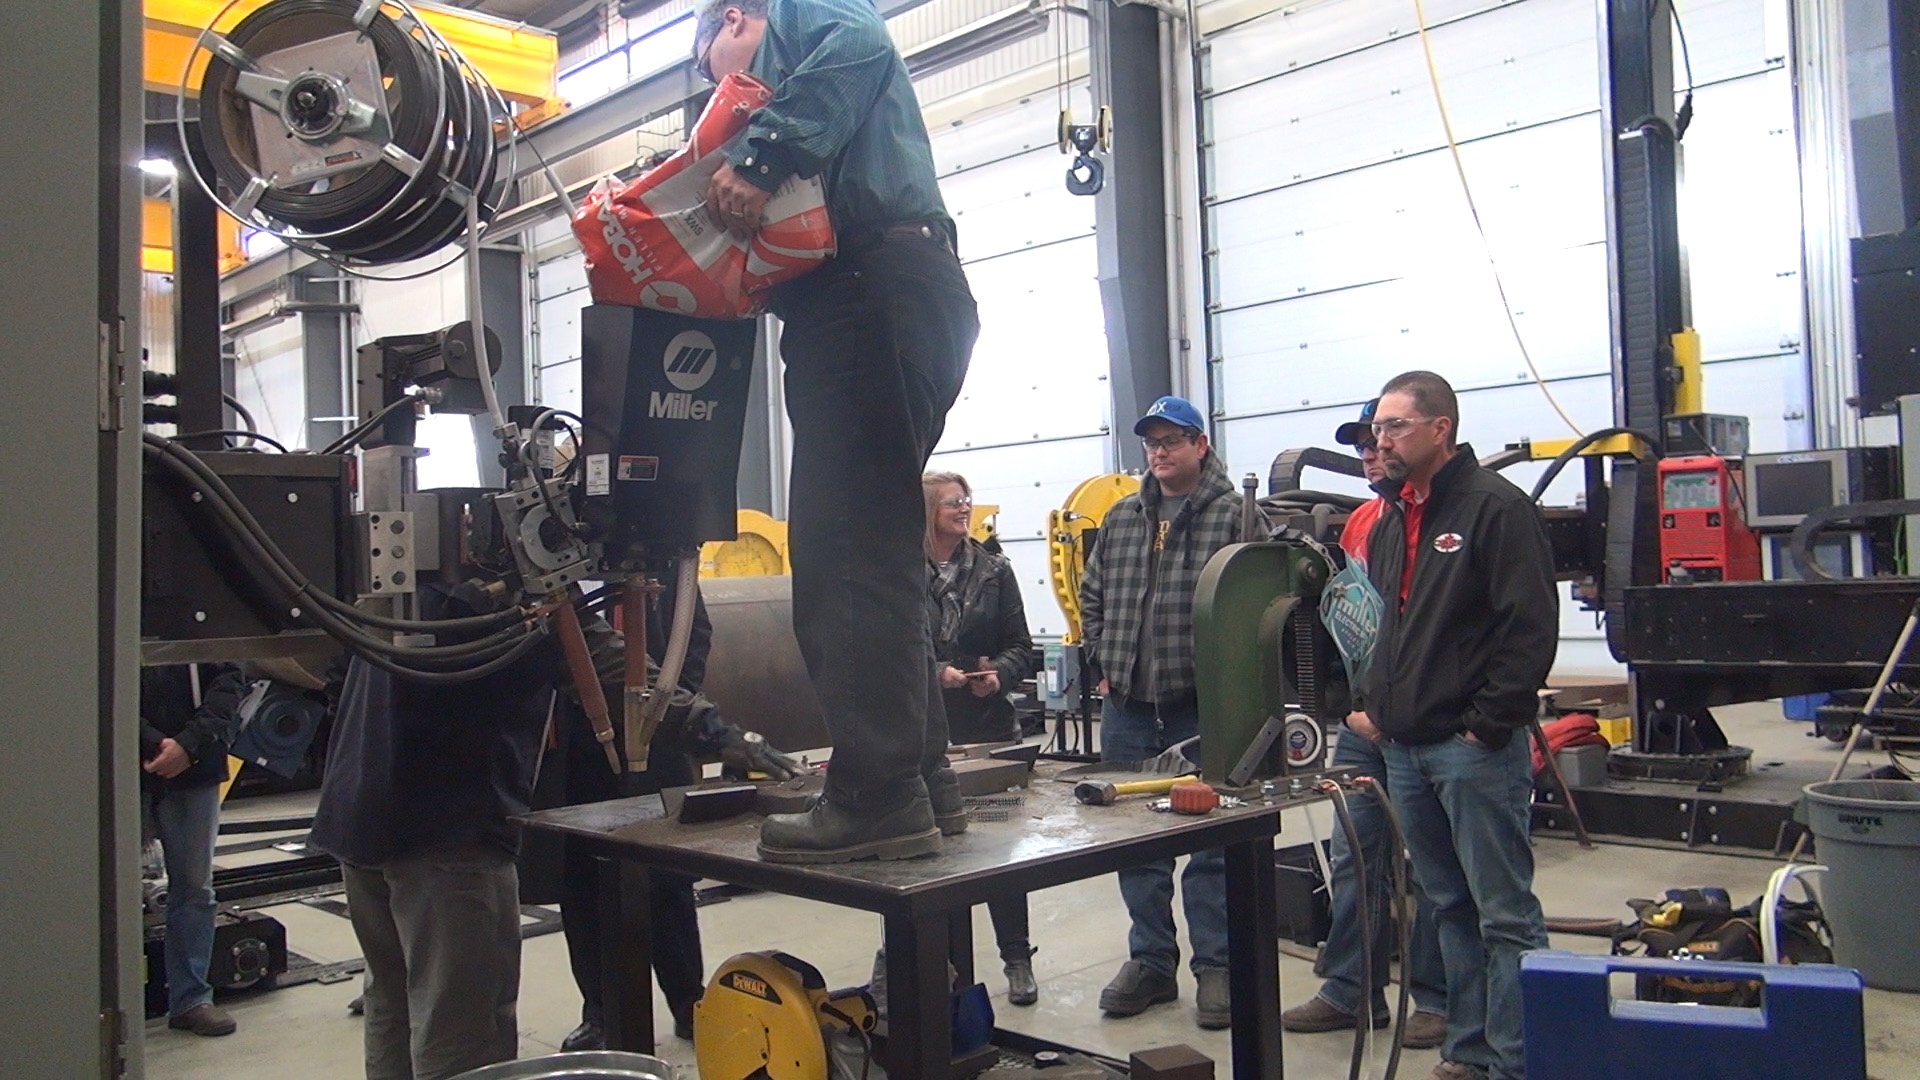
[933,538,1035,743]
[1358,446,1558,749]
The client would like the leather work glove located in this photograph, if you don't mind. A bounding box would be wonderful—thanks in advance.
[718,729,800,781]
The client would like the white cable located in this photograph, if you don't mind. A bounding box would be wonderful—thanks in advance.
[1760,863,1825,966]
[464,191,509,432]
[1410,0,1582,438]
[1300,802,1335,894]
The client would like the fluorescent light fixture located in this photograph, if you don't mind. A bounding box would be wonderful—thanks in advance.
[902,3,1051,80]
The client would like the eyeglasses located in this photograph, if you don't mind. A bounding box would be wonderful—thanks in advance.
[938,496,973,509]
[695,33,718,83]
[1369,416,1439,441]
[1141,433,1197,453]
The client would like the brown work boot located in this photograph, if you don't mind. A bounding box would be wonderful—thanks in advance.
[1402,1009,1447,1049]
[1281,995,1386,1032]
[168,1003,236,1037]
[1429,1062,1484,1080]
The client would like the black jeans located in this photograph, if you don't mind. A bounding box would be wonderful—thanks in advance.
[559,721,705,1024]
[774,229,978,811]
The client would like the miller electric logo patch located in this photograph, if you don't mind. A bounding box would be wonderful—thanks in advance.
[662,330,719,392]
[1433,532,1464,554]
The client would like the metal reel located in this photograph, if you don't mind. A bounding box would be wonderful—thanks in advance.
[179,0,508,267]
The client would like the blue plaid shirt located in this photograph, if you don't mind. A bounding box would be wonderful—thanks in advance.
[737,0,950,231]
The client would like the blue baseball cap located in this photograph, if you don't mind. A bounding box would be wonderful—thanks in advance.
[1133,395,1205,436]
[1334,398,1380,446]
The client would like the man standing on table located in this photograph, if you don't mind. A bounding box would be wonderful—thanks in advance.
[1349,371,1556,1080]
[693,0,981,863]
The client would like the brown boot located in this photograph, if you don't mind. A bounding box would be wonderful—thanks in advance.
[1402,1009,1447,1049]
[168,1003,236,1037]
[1281,995,1386,1033]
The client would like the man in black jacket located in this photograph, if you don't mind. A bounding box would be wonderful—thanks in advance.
[140,664,246,1037]
[1350,371,1556,1080]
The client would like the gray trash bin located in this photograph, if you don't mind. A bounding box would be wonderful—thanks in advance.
[1803,779,1920,991]
[452,1052,674,1080]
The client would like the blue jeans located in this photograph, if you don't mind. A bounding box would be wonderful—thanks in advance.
[1383,734,1548,1080]
[152,782,222,1017]
[1100,694,1229,976]
[1315,730,1447,1019]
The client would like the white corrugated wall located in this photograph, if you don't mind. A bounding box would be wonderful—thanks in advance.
[1194,0,1806,669]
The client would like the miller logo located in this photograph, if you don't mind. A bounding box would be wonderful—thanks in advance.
[651,330,722,422]
[1433,532,1464,554]
[663,331,718,392]
[722,970,782,1004]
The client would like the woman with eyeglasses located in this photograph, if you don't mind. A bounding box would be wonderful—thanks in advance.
[923,470,1040,1004]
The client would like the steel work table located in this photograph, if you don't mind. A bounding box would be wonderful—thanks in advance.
[518,768,1285,1080]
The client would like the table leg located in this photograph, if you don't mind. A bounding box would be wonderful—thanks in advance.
[1224,836,1282,1080]
[884,908,954,1080]
[948,908,975,988]
[598,857,655,1052]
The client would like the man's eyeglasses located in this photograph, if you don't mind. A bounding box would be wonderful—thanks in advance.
[695,34,718,83]
[1141,433,1198,453]
[938,496,973,509]
[1370,416,1439,441]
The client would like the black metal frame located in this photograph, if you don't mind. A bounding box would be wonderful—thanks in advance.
[540,806,1286,1080]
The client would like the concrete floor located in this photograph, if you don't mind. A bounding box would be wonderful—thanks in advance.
[146,703,1920,1080]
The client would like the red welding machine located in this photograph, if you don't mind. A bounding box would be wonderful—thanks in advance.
[1657,455,1762,583]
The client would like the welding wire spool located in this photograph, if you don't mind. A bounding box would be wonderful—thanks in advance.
[180,0,508,268]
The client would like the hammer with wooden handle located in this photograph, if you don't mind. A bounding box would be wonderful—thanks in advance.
[1074,773,1200,806]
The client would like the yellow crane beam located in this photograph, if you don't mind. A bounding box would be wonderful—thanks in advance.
[145,0,560,107]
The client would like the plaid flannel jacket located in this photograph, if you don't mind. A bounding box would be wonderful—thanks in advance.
[1079,450,1241,703]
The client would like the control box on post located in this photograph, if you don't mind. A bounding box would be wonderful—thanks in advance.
[578,304,758,567]
[1656,456,1761,583]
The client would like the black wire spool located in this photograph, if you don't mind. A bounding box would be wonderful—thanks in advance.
[190,0,503,266]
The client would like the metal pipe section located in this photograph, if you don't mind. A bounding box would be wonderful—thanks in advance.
[699,576,831,756]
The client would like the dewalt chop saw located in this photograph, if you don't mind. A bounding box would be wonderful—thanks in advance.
[694,952,878,1080]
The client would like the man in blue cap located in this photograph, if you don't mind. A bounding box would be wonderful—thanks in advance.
[1077,395,1243,1029]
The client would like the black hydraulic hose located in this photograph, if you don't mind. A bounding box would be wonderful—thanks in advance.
[140,428,526,630]
[222,394,259,433]
[146,441,548,682]
[1528,427,1642,504]
[323,395,423,455]
[142,442,529,661]
[1263,489,1369,512]
[1359,775,1417,1080]
[144,434,525,635]
[174,429,290,453]
[1321,782,1373,1080]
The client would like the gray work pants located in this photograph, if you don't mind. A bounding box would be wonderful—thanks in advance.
[343,842,522,1080]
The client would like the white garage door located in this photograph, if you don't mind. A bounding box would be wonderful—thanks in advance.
[1197,0,1808,662]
